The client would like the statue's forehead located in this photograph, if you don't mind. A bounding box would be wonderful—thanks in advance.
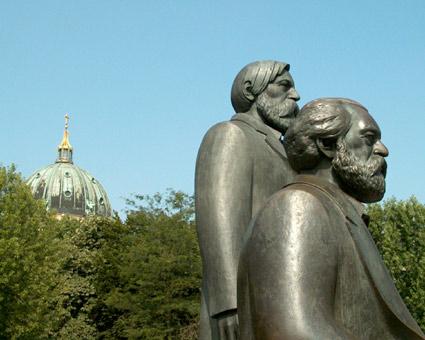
[349,106,381,134]
[273,71,293,83]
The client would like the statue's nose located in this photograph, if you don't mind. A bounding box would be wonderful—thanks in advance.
[374,140,389,157]
[289,88,300,101]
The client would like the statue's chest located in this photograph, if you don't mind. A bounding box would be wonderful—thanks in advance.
[250,146,293,215]
[335,230,401,339]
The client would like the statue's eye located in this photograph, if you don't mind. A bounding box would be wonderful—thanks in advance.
[363,134,376,145]
[278,81,291,88]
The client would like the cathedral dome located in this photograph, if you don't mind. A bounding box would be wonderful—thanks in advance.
[27,114,112,218]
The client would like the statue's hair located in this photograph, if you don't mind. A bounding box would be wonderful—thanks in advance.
[231,60,289,113]
[283,98,366,171]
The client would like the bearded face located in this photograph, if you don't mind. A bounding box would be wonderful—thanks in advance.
[332,139,387,203]
[256,91,299,134]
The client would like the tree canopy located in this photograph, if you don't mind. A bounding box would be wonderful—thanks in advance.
[368,197,425,330]
[0,165,424,338]
[0,166,58,338]
[101,190,200,339]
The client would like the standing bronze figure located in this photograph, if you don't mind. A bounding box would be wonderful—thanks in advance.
[195,60,300,339]
[238,98,425,339]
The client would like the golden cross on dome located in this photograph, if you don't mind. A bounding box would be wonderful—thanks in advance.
[58,113,73,151]
[65,113,69,131]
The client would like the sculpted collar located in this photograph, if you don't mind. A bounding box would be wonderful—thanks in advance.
[231,113,288,159]
[231,113,271,135]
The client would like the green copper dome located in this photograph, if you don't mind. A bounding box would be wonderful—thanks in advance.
[27,114,112,218]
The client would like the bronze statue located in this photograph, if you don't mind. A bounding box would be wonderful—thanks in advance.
[195,60,300,339]
[238,98,425,339]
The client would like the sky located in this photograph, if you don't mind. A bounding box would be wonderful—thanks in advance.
[1,0,424,215]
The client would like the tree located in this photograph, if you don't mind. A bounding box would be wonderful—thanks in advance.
[0,165,127,338]
[1,163,424,339]
[47,216,125,339]
[0,165,58,339]
[368,197,425,330]
[101,190,201,339]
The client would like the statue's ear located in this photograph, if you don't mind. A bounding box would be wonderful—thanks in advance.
[243,81,255,101]
[316,138,337,159]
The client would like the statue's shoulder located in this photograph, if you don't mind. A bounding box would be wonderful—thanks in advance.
[201,119,249,146]
[255,184,334,229]
[266,184,328,213]
[243,186,329,254]
[248,184,340,248]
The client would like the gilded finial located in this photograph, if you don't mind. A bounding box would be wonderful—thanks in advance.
[56,113,73,163]
[58,113,72,150]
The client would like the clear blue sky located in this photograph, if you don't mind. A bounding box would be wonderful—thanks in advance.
[1,0,424,215]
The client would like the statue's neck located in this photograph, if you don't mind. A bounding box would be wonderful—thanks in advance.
[244,103,265,123]
[300,159,341,188]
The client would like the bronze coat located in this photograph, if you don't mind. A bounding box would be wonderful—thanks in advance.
[195,113,295,335]
[238,175,425,339]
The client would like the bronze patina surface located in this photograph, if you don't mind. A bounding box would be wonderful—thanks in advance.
[238,98,425,339]
[195,60,300,339]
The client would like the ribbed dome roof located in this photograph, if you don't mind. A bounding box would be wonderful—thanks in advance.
[27,163,112,217]
[27,114,112,218]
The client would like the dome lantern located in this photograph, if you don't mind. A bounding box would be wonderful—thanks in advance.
[57,113,73,163]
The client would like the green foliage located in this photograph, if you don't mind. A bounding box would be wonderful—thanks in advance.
[0,165,130,338]
[101,190,201,339]
[47,216,125,339]
[0,166,58,339]
[35,189,201,339]
[368,197,425,330]
[2,164,424,339]
[3,163,425,339]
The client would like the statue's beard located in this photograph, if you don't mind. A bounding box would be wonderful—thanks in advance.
[256,92,299,134]
[332,139,387,203]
